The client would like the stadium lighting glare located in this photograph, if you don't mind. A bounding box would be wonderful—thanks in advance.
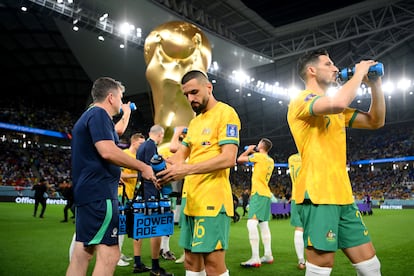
[212,61,219,71]
[232,70,250,84]
[397,78,411,91]
[264,83,273,92]
[326,86,338,96]
[119,22,132,35]
[99,13,108,22]
[382,81,395,94]
[256,80,264,89]
[136,27,142,38]
[288,87,300,100]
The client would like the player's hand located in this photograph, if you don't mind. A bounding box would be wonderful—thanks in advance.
[141,164,156,184]
[156,163,187,185]
[120,101,132,116]
[354,60,377,79]
[246,145,256,153]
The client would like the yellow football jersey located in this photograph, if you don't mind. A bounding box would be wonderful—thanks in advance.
[182,102,241,217]
[288,153,301,201]
[249,153,274,197]
[287,90,357,204]
[118,148,138,200]
[157,145,173,159]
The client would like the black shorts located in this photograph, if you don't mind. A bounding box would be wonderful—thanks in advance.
[76,199,119,246]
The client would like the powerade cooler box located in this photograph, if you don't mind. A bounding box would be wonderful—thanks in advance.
[132,212,174,239]
[131,197,174,239]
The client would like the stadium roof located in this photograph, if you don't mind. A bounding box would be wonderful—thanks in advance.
[1,0,414,142]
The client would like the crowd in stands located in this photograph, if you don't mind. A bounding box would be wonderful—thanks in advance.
[0,104,413,202]
[0,98,81,134]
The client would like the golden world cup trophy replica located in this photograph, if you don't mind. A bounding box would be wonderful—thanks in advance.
[144,21,212,147]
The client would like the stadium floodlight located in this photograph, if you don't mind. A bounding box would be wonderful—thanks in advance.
[232,70,249,84]
[119,22,132,35]
[382,81,395,94]
[21,6,27,11]
[99,13,108,22]
[212,61,219,71]
[136,27,142,38]
[397,78,411,91]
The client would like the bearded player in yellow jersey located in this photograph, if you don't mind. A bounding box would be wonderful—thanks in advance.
[158,70,241,276]
[237,138,274,268]
[287,49,385,275]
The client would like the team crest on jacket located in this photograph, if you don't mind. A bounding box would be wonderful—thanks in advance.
[226,124,238,137]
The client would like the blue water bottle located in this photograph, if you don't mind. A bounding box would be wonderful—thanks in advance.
[244,145,258,152]
[338,62,384,81]
[120,102,137,113]
[150,154,166,178]
[146,196,159,215]
[133,196,145,214]
[159,195,171,214]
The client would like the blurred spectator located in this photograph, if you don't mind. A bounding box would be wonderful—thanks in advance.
[32,178,48,218]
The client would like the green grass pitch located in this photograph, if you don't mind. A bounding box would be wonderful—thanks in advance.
[0,203,413,275]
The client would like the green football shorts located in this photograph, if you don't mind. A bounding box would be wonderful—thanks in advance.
[297,201,371,251]
[248,193,271,222]
[179,206,230,253]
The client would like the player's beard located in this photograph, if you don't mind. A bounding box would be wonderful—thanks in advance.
[317,74,338,89]
[191,96,209,115]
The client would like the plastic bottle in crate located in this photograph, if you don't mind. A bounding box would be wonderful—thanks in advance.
[133,196,146,214]
[146,196,159,215]
[159,195,171,214]
[119,204,125,215]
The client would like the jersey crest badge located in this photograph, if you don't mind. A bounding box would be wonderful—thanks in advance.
[226,124,238,138]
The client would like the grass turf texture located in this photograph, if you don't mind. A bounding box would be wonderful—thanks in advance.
[0,203,413,275]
